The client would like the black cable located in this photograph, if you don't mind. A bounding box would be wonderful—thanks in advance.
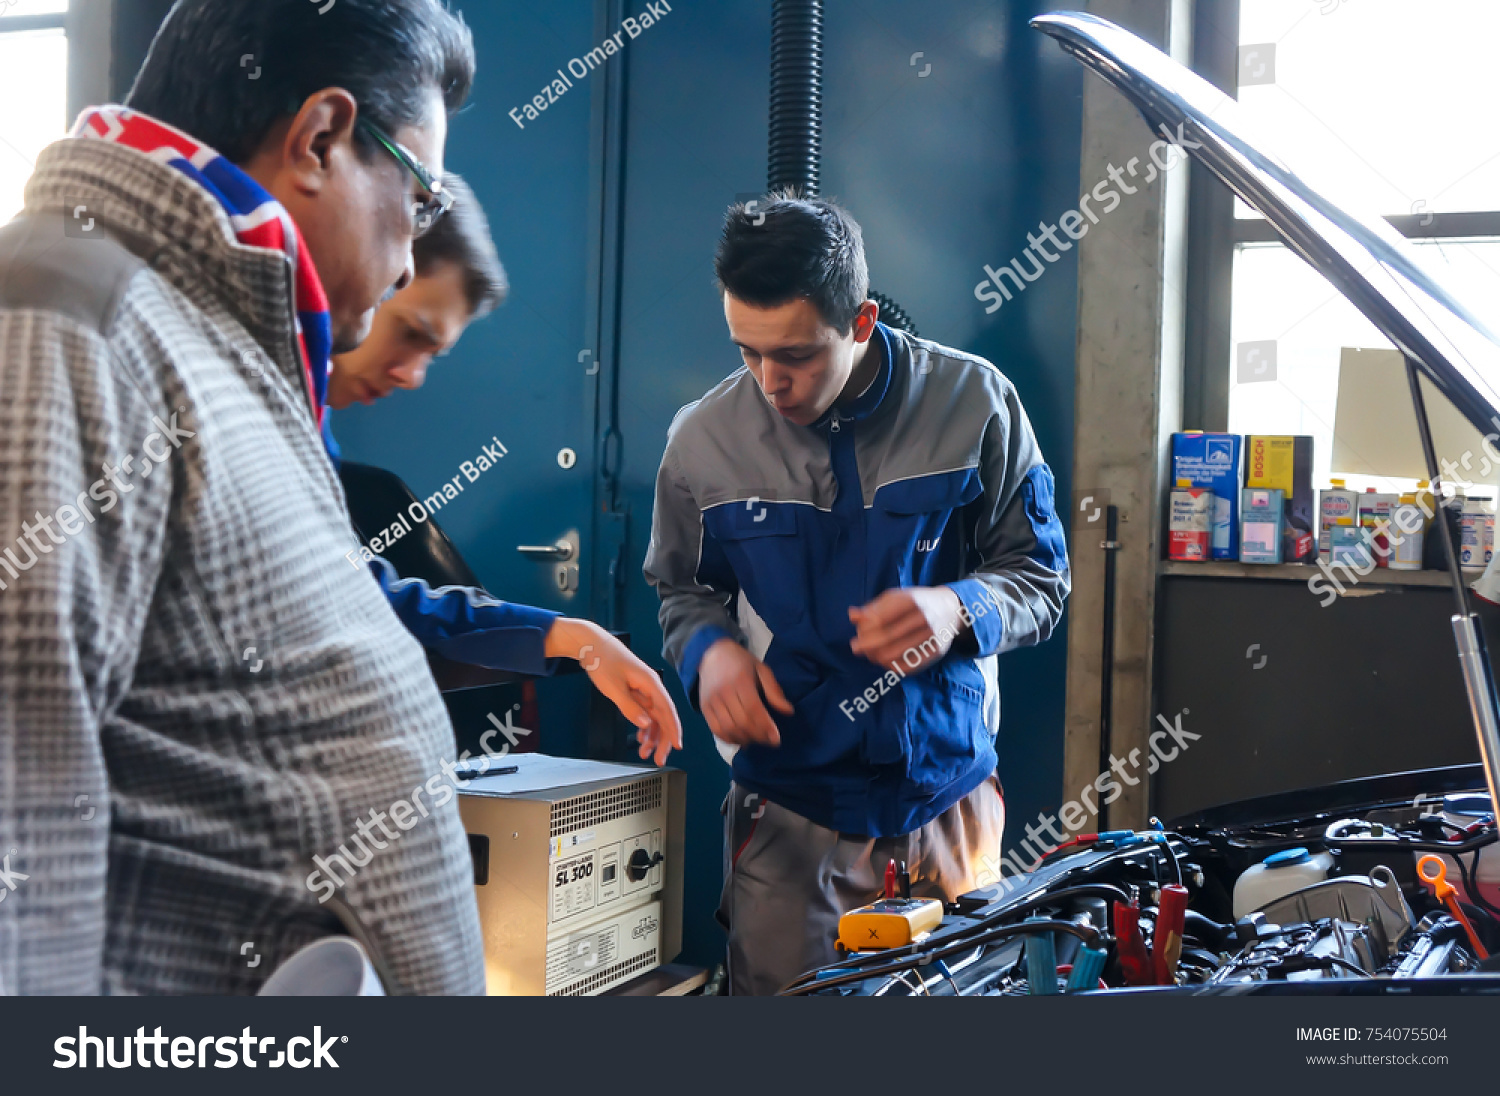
[981,883,1133,923]
[1325,829,1497,856]
[784,882,1131,991]
[779,868,1153,996]
[1472,853,1500,920]
[780,921,1097,996]
[1157,834,1184,889]
[778,919,1102,996]
[1458,850,1500,921]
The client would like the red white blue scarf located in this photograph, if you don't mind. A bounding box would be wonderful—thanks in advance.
[71,105,333,423]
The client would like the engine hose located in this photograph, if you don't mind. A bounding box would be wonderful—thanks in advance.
[988,883,1133,924]
[1457,850,1500,922]
[1182,908,1233,951]
[767,0,918,335]
[870,290,919,337]
[769,0,822,196]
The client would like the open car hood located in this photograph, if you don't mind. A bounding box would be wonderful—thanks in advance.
[1030,10,1500,435]
[1032,10,1500,822]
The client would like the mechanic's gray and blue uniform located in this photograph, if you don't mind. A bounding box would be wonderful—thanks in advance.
[644,322,1070,992]
[323,421,564,675]
[646,322,1070,833]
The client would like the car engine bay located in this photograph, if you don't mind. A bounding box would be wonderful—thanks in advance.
[785,766,1500,995]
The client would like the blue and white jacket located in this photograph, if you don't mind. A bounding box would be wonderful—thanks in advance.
[323,421,563,676]
[644,323,1070,837]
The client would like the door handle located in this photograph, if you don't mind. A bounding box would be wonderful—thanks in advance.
[516,541,576,562]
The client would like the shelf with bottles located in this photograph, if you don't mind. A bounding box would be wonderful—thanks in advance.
[1159,559,1456,586]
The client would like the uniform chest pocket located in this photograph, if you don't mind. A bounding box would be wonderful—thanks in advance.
[871,469,982,585]
[703,501,806,629]
[706,499,799,539]
[874,469,982,516]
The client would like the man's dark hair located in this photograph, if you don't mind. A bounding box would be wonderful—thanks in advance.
[714,188,870,335]
[126,0,475,165]
[413,174,507,318]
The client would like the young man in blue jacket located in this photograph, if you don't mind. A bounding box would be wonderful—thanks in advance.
[644,193,1071,994]
[324,174,681,764]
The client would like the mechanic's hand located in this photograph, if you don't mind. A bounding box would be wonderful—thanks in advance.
[849,586,966,674]
[697,637,792,748]
[546,619,684,765]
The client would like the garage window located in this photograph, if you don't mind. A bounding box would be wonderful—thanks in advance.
[1206,0,1500,493]
[0,2,70,222]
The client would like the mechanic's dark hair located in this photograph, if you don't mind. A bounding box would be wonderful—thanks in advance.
[714,188,870,335]
[413,174,507,318]
[125,0,475,165]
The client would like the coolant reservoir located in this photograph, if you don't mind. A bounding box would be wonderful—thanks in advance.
[1233,847,1336,919]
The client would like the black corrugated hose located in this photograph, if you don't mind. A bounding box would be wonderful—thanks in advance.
[767,0,917,336]
[768,0,823,197]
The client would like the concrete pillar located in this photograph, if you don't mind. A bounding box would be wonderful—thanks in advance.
[1063,0,1193,829]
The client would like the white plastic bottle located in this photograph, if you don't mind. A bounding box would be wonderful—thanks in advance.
[1318,479,1358,558]
[1232,847,1336,919]
[1389,494,1425,570]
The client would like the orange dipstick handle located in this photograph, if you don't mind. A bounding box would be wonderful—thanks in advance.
[1418,855,1489,959]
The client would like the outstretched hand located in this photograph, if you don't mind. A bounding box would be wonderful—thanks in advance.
[547,619,684,765]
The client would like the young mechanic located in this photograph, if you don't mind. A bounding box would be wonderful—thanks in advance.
[323,173,681,764]
[643,193,1071,995]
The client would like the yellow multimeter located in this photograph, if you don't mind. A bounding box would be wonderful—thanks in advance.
[837,897,944,952]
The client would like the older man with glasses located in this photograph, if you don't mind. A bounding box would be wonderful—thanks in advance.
[0,0,637,995]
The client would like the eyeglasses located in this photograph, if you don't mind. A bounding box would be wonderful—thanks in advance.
[357,116,454,237]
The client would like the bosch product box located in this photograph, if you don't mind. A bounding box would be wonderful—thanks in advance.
[1171,432,1242,560]
[1245,435,1316,563]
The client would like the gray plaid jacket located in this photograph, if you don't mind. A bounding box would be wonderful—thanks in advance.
[0,136,484,994]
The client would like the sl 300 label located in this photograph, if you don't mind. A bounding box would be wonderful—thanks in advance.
[551,852,596,921]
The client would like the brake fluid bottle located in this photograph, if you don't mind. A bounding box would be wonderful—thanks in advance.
[1168,479,1213,562]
